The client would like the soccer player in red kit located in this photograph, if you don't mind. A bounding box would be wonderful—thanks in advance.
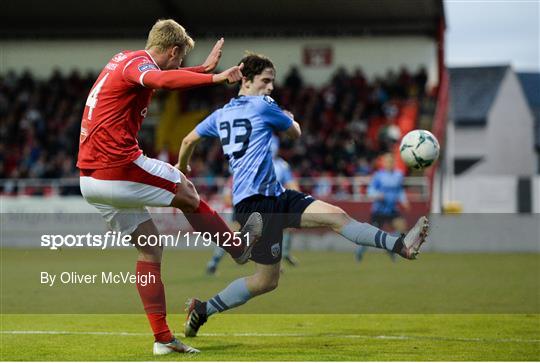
[77,19,262,355]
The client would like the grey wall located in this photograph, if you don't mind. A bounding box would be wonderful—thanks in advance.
[473,70,536,175]
[425,214,539,252]
[452,69,536,176]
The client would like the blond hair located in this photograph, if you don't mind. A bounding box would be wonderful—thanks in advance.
[145,19,195,54]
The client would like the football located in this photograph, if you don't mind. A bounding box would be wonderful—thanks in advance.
[399,129,440,169]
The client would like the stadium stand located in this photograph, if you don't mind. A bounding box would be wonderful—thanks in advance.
[0,66,432,196]
[0,0,446,223]
[0,70,95,180]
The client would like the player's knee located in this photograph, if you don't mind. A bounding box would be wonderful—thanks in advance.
[335,212,352,231]
[251,273,279,295]
[172,182,200,212]
[184,192,200,212]
[325,206,351,231]
[329,204,348,215]
[137,245,163,263]
[260,277,279,293]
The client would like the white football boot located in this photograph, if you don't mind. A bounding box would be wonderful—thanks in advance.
[398,216,429,259]
[153,337,200,355]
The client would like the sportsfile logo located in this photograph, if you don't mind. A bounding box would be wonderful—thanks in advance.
[40,231,249,250]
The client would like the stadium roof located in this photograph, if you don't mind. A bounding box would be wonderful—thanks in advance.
[1,0,445,39]
[449,66,509,127]
[517,73,540,150]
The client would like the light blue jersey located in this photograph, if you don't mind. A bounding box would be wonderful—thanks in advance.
[367,170,406,215]
[273,157,293,186]
[196,95,293,205]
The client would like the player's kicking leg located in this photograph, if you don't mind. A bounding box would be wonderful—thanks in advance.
[300,200,429,259]
[185,262,280,337]
[131,219,199,354]
[170,172,262,264]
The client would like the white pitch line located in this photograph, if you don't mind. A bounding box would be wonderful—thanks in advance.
[1,330,539,344]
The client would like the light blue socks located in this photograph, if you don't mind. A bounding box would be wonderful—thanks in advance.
[206,277,252,316]
[340,220,398,251]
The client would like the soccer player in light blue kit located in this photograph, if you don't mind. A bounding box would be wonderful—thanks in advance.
[355,153,410,262]
[177,53,429,337]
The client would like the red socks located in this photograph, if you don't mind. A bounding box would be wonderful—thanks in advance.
[136,200,243,342]
[184,199,244,258]
[135,261,173,343]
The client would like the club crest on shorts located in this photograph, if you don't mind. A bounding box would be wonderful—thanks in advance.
[271,243,281,258]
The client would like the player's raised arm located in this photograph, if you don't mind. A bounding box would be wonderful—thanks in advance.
[183,38,224,73]
[137,68,211,90]
[137,64,244,90]
[126,21,243,90]
[212,63,244,84]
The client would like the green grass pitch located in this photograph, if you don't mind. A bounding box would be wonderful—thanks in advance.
[1,249,539,360]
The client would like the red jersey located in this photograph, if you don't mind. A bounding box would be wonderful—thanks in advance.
[77,50,212,169]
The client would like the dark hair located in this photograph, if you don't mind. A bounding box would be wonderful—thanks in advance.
[238,52,274,81]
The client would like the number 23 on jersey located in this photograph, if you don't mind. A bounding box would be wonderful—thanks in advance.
[219,119,252,159]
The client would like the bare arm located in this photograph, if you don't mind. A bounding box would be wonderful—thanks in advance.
[176,129,203,174]
[283,121,301,139]
[282,110,301,139]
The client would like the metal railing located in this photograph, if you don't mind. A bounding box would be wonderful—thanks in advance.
[0,176,430,202]
[295,176,429,202]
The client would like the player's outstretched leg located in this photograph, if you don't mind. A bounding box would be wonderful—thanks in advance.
[131,220,199,354]
[170,173,262,264]
[300,200,429,259]
[185,263,280,337]
[282,231,298,266]
[355,245,367,262]
[206,246,226,275]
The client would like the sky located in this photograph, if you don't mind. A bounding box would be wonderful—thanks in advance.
[444,0,540,71]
